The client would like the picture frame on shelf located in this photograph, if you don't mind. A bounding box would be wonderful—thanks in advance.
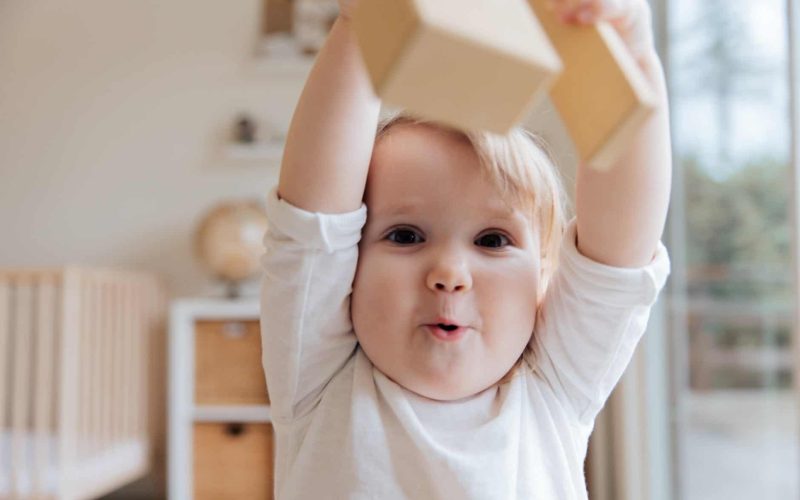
[259,0,339,60]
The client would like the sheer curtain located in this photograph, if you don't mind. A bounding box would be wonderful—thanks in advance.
[587,1,800,499]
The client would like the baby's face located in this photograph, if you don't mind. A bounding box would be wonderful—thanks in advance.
[351,123,540,401]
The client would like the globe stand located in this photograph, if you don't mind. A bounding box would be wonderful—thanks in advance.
[224,280,243,300]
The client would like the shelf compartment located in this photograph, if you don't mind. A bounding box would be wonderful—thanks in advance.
[194,320,270,405]
[194,422,274,499]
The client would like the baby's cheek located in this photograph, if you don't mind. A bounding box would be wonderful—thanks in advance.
[491,268,538,323]
[357,250,404,291]
[353,251,405,320]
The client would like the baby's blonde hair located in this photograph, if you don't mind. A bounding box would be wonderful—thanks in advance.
[374,111,569,385]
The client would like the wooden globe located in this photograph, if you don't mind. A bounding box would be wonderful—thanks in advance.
[193,200,269,295]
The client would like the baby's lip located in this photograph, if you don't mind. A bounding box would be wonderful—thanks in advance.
[424,322,470,341]
[426,317,464,328]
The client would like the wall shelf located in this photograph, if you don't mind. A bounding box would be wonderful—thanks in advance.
[227,141,284,162]
[251,55,315,77]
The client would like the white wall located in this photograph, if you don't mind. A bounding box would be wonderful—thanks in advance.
[0,0,303,298]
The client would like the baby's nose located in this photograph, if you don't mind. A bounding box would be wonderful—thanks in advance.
[426,260,472,293]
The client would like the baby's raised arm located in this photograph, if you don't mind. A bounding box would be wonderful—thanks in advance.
[277,2,381,214]
[260,2,380,423]
[564,0,672,267]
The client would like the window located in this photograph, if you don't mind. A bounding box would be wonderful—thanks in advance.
[663,0,798,498]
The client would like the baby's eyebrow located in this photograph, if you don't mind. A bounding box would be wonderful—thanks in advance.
[372,200,424,218]
[480,203,524,223]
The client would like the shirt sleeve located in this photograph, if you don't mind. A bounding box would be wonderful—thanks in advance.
[528,218,671,426]
[259,186,367,422]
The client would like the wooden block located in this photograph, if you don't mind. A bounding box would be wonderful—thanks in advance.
[352,0,563,134]
[194,320,270,406]
[194,422,274,500]
[528,0,658,170]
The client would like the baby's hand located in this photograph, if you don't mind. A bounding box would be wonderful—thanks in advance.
[548,0,656,63]
[337,0,357,20]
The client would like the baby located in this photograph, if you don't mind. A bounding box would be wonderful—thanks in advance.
[260,0,672,498]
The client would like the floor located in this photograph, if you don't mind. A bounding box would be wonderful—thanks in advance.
[681,390,799,500]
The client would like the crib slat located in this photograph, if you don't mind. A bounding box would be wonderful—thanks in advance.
[132,279,143,438]
[125,277,136,441]
[0,278,10,496]
[112,278,122,446]
[86,273,96,456]
[119,277,130,441]
[109,278,117,448]
[11,279,32,498]
[79,275,91,459]
[99,276,108,453]
[57,268,81,497]
[144,277,154,443]
[101,273,111,453]
[32,276,57,496]
[124,279,134,441]
[92,275,103,457]
[119,280,128,441]
[78,277,90,462]
[92,274,101,456]
[152,279,166,458]
[105,275,115,451]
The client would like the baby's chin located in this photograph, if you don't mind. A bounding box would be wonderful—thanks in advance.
[382,365,500,402]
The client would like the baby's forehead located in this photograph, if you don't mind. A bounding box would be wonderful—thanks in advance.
[373,122,473,161]
[369,126,478,180]
[370,195,520,220]
[367,121,538,223]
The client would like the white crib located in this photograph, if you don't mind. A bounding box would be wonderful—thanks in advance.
[0,267,166,500]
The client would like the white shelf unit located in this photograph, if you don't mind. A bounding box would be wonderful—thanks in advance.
[193,404,272,423]
[168,297,265,500]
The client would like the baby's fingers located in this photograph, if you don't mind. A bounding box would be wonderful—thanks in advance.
[598,0,655,60]
[547,0,655,60]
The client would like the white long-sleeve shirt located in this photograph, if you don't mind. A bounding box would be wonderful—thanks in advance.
[259,187,670,499]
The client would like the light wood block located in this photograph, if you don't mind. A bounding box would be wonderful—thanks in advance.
[528,0,657,170]
[352,0,562,134]
[193,422,274,500]
[194,320,270,406]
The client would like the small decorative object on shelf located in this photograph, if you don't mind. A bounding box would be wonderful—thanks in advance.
[234,114,257,144]
[193,200,269,299]
[227,114,286,163]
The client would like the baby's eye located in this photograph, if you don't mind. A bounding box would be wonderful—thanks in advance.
[475,232,510,249]
[386,228,425,245]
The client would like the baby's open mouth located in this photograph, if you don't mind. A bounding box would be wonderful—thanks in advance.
[425,323,468,341]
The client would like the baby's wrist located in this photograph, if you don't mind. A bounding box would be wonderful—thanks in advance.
[636,49,667,90]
